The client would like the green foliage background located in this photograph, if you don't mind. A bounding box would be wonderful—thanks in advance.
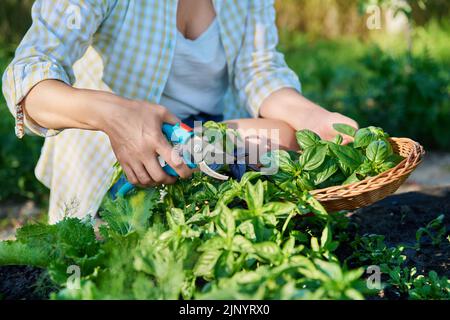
[0,0,449,202]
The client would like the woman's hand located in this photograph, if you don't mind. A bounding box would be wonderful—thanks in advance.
[309,111,358,144]
[22,80,192,187]
[101,99,193,187]
[260,88,359,144]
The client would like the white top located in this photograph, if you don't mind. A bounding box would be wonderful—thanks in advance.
[160,18,229,119]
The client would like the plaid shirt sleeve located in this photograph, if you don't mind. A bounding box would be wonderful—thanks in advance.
[1,0,113,138]
[233,0,302,118]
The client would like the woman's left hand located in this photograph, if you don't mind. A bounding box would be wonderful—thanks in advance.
[313,111,359,144]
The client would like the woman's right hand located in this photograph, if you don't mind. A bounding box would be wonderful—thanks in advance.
[22,80,191,187]
[100,97,193,187]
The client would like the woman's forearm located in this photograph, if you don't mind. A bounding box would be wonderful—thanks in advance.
[22,79,192,186]
[22,79,127,133]
[259,88,358,142]
[259,88,329,130]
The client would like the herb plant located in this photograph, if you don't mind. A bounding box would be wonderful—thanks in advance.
[263,124,402,191]
[0,123,445,300]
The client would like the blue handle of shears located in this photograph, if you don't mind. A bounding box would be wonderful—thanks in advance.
[115,123,196,197]
[116,182,135,198]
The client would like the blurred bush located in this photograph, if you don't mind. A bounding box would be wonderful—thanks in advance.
[0,0,33,44]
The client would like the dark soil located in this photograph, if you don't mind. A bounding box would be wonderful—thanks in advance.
[349,187,450,277]
[0,265,57,300]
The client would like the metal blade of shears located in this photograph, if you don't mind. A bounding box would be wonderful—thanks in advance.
[198,161,229,180]
[185,135,230,180]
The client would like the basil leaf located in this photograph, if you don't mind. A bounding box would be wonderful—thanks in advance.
[353,128,378,148]
[263,214,278,226]
[287,150,300,161]
[181,228,201,239]
[232,235,254,253]
[303,193,328,216]
[234,208,257,221]
[316,171,346,189]
[260,150,295,174]
[354,126,390,149]
[282,237,296,256]
[356,161,373,176]
[379,162,396,172]
[311,157,339,186]
[272,171,294,184]
[194,250,223,277]
[380,154,404,171]
[342,172,361,185]
[300,145,327,171]
[275,150,296,173]
[240,172,262,186]
[320,224,331,248]
[263,202,296,217]
[237,220,256,241]
[387,153,404,164]
[366,140,391,163]
[310,237,320,252]
[204,121,228,132]
[254,242,282,263]
[296,175,315,191]
[245,180,264,211]
[369,126,389,139]
[290,230,309,243]
[333,134,344,145]
[167,208,185,228]
[333,123,357,137]
[218,204,235,239]
[198,237,226,252]
[296,130,321,149]
[215,251,235,278]
[329,144,364,176]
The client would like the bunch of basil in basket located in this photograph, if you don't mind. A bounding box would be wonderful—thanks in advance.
[260,124,404,192]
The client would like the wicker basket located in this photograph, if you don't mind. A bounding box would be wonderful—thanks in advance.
[311,138,425,212]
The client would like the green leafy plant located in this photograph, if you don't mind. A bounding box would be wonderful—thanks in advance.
[346,228,449,300]
[0,122,443,300]
[265,124,402,192]
[408,271,450,300]
[415,214,447,248]
[347,234,407,271]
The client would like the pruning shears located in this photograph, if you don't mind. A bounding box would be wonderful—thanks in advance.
[115,122,230,197]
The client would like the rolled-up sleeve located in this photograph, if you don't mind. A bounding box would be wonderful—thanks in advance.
[1,0,112,138]
[234,0,302,118]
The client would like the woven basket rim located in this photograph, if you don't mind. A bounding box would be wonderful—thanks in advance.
[310,137,425,202]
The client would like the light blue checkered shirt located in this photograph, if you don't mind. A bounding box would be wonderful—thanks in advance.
[2,0,301,222]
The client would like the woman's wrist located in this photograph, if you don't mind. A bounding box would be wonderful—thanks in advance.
[78,89,133,134]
